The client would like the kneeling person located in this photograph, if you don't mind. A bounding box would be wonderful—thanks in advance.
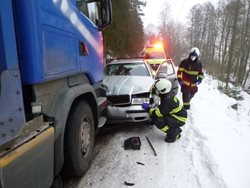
[142,79,187,143]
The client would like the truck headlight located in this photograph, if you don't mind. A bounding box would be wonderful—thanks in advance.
[31,102,42,114]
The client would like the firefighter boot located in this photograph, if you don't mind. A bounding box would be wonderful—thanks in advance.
[165,127,182,143]
[165,134,181,143]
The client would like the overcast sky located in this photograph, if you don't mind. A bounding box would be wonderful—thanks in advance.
[142,0,219,26]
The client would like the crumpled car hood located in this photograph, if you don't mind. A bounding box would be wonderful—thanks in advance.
[103,76,155,95]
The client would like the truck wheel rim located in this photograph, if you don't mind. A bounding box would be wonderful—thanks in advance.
[79,118,91,158]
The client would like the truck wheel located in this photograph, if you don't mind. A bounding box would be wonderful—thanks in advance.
[64,100,95,177]
[50,175,63,188]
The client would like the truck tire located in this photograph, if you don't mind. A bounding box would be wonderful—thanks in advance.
[50,175,63,188]
[64,100,95,177]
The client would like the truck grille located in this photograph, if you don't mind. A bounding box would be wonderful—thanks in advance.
[107,95,130,105]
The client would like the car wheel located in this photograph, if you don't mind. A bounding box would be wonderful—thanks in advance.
[63,100,95,177]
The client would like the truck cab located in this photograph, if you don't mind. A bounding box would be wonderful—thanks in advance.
[0,0,111,187]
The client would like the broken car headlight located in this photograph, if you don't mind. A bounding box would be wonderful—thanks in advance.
[131,98,150,105]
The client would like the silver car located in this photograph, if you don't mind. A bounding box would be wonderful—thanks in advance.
[103,58,178,124]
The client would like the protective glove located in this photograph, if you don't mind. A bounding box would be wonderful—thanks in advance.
[178,78,183,86]
[197,78,202,85]
[142,102,150,111]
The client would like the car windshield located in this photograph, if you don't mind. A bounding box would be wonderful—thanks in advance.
[105,63,150,76]
[145,51,165,59]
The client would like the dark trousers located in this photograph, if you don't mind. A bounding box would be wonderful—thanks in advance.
[181,85,198,109]
[152,116,185,139]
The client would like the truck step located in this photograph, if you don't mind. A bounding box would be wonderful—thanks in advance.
[98,116,107,128]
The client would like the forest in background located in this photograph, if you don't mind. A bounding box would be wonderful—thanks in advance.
[186,0,250,91]
[104,0,250,92]
[103,0,145,58]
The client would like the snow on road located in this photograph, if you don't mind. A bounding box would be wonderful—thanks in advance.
[65,75,250,188]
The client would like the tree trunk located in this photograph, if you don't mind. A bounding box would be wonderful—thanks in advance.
[225,0,241,89]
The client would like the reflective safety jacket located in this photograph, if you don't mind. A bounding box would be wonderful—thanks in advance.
[177,57,204,87]
[149,91,187,123]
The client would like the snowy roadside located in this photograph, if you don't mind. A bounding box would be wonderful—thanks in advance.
[64,75,250,188]
[189,75,250,188]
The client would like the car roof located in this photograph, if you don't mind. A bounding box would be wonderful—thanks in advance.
[108,58,146,65]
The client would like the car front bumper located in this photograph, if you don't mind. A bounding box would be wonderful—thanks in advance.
[106,105,151,123]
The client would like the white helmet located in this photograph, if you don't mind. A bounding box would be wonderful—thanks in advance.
[154,79,172,95]
[190,47,200,57]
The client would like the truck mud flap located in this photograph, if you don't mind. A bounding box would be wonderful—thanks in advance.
[97,97,107,128]
[0,127,54,188]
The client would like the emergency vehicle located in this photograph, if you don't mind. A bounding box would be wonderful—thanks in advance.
[143,42,167,71]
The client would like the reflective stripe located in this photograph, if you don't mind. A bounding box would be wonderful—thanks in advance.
[176,134,181,139]
[198,74,204,79]
[171,114,187,122]
[183,81,197,87]
[0,127,54,168]
[177,74,182,78]
[161,125,169,132]
[183,69,199,75]
[149,108,154,115]
[169,102,182,114]
[169,105,182,114]
[183,102,190,105]
[155,108,163,117]
[178,67,184,71]
[174,96,178,103]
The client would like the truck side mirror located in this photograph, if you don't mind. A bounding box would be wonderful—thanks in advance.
[98,0,112,30]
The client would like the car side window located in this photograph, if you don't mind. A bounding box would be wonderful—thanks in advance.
[166,61,175,76]
[157,61,175,76]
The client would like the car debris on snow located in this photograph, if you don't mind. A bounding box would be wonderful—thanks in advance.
[146,136,157,156]
[136,161,145,165]
[124,136,141,150]
[124,181,135,186]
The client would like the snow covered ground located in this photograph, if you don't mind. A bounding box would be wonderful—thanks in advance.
[65,75,250,188]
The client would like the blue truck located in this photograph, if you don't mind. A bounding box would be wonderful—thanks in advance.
[0,0,111,187]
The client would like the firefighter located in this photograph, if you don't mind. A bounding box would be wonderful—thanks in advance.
[177,47,204,110]
[142,79,187,143]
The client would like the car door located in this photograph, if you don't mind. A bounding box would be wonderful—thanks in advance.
[154,59,178,94]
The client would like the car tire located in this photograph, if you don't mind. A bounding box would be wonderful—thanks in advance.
[63,100,95,177]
